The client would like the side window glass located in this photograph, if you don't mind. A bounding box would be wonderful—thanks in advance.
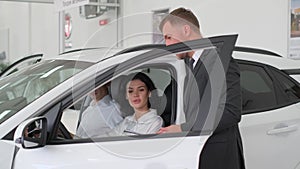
[239,63,277,112]
[58,67,174,140]
[60,103,81,138]
[272,69,300,102]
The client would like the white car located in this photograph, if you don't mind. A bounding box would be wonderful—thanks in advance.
[233,47,300,169]
[0,34,299,169]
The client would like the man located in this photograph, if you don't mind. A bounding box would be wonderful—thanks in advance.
[77,84,123,138]
[158,7,245,169]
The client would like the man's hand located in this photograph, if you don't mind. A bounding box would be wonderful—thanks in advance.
[157,125,182,134]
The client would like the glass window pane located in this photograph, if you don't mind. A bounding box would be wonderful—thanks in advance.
[272,69,300,102]
[240,63,277,112]
[59,67,172,140]
[0,60,91,125]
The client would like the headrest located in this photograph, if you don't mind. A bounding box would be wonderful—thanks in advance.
[111,75,134,117]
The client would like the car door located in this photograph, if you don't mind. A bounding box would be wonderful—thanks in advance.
[238,60,300,169]
[10,35,238,169]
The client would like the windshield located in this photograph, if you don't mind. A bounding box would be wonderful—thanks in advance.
[0,60,92,124]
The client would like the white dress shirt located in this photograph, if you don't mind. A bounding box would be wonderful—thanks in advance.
[107,109,163,136]
[76,95,123,138]
[191,50,203,68]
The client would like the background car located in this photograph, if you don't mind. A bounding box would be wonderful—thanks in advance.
[0,54,42,78]
[0,34,300,169]
[233,47,300,169]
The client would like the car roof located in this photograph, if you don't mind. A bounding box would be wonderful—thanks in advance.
[115,44,300,71]
[46,47,125,63]
[232,49,300,70]
[46,45,300,71]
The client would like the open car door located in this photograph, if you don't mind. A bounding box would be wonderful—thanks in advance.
[9,34,237,169]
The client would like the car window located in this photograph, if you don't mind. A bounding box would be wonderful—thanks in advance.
[0,60,92,125]
[58,66,174,140]
[271,69,300,102]
[48,35,238,142]
[239,63,277,113]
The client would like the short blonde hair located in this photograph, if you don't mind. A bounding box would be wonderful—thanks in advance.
[159,7,200,34]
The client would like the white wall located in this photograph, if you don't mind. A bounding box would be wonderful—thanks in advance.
[0,1,30,62]
[0,0,290,62]
[0,1,58,63]
[0,1,120,62]
[63,7,119,51]
[30,3,58,58]
[121,0,289,56]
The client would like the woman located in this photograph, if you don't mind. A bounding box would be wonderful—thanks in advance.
[108,72,163,136]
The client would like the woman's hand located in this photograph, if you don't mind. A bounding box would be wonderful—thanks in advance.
[157,125,182,134]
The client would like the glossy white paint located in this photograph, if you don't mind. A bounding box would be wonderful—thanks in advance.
[240,102,300,169]
[233,51,300,70]
[0,140,15,169]
[13,135,209,169]
[291,75,300,83]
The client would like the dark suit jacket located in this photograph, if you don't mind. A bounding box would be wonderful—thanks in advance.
[182,49,245,169]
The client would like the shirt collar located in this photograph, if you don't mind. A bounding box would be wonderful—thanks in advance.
[98,95,112,105]
[91,95,112,106]
[191,50,203,68]
[128,109,158,123]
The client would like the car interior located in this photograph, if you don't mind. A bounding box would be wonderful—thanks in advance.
[58,66,177,140]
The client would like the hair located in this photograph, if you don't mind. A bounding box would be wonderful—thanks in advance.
[159,7,200,34]
[127,72,156,108]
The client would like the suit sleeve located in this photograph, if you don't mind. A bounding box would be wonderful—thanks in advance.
[214,58,241,133]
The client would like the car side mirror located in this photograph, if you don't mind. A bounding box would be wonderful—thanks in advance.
[14,117,47,149]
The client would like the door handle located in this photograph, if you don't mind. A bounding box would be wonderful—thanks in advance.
[267,124,298,135]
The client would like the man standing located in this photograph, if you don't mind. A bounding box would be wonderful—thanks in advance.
[158,7,245,169]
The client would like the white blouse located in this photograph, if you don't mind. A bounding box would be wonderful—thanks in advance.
[107,109,163,136]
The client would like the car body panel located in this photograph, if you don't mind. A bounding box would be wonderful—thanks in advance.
[0,140,15,169]
[233,51,300,70]
[290,75,300,83]
[240,102,300,169]
[13,135,209,169]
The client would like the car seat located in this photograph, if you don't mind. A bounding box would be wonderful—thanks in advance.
[111,75,134,117]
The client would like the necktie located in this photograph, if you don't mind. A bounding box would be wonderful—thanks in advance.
[189,58,195,70]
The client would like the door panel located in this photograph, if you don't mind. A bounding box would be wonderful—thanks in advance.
[240,103,300,169]
[14,135,209,169]
[0,140,15,169]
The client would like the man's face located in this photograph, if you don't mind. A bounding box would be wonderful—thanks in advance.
[162,21,189,59]
[90,86,107,102]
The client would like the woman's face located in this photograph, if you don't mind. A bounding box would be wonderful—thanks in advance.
[126,79,150,111]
